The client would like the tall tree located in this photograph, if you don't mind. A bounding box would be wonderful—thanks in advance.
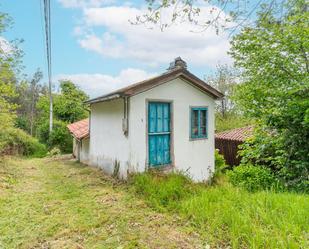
[206,64,237,117]
[15,70,47,135]
[37,80,88,152]
[0,12,21,128]
[54,80,89,123]
[230,0,309,190]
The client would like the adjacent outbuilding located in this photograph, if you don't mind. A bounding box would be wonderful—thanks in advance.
[67,118,90,163]
[215,126,253,166]
[68,58,223,182]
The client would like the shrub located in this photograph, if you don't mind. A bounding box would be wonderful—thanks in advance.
[130,172,198,211]
[215,149,226,174]
[239,125,309,192]
[37,119,72,153]
[0,127,47,157]
[227,164,282,192]
[47,147,61,157]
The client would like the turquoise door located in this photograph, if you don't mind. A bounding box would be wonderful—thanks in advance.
[148,102,171,167]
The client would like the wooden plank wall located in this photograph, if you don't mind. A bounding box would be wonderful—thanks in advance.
[215,138,243,167]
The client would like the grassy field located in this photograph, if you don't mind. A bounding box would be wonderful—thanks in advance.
[131,173,309,249]
[0,157,202,249]
[0,157,308,249]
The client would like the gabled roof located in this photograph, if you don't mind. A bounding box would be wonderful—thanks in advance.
[215,126,254,142]
[86,67,224,104]
[67,118,89,140]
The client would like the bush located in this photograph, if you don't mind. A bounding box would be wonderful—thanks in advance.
[37,120,72,153]
[227,164,282,192]
[215,149,226,174]
[47,147,61,157]
[0,127,47,157]
[130,172,198,211]
[239,125,309,192]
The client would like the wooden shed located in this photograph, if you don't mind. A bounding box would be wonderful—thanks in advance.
[215,126,253,166]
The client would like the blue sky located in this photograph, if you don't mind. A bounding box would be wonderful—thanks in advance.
[1,0,233,97]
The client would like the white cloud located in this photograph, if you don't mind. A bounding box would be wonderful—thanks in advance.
[73,4,233,68]
[0,37,13,55]
[55,68,157,97]
[58,0,116,8]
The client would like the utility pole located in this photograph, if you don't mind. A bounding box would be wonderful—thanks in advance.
[43,0,53,132]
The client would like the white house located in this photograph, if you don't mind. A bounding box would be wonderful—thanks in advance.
[68,58,223,182]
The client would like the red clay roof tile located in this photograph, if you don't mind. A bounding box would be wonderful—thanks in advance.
[215,126,253,142]
[67,118,89,140]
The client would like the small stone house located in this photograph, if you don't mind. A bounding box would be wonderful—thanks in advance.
[68,58,223,181]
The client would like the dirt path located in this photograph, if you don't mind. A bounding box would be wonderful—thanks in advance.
[0,157,203,249]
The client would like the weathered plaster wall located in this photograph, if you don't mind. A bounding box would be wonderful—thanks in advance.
[129,78,215,182]
[80,138,90,164]
[89,99,129,178]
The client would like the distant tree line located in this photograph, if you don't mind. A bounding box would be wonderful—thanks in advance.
[0,12,88,156]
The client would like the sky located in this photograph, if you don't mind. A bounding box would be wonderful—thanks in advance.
[1,0,234,97]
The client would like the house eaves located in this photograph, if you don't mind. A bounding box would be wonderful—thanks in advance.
[85,67,224,105]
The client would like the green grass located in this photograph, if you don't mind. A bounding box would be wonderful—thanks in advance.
[0,157,202,249]
[131,172,309,249]
[1,157,308,249]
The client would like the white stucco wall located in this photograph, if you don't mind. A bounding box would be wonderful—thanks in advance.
[72,137,90,164]
[89,99,129,178]
[80,138,90,164]
[129,78,215,182]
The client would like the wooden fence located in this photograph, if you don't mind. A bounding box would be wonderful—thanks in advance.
[215,138,243,167]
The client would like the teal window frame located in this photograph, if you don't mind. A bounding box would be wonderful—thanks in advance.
[190,107,208,139]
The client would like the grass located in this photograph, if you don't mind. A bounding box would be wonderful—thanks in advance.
[0,157,202,249]
[130,172,309,249]
[1,157,308,249]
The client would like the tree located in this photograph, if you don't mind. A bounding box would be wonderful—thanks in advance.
[230,0,309,191]
[54,80,89,123]
[15,70,47,135]
[205,65,252,132]
[206,64,237,117]
[135,0,288,33]
[37,80,89,152]
[0,12,21,128]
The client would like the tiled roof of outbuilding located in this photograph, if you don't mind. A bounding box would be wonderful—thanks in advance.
[67,118,89,140]
[215,126,254,142]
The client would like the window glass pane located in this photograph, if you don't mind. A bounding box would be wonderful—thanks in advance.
[200,110,206,126]
[192,110,199,136]
[200,110,207,136]
[200,126,207,136]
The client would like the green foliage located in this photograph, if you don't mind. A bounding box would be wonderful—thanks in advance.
[37,120,72,153]
[206,64,238,117]
[51,80,88,123]
[227,164,282,192]
[215,112,252,132]
[130,170,308,248]
[14,70,46,136]
[0,127,47,157]
[239,125,309,192]
[230,1,309,191]
[47,147,61,157]
[130,172,198,211]
[36,80,88,153]
[213,149,226,180]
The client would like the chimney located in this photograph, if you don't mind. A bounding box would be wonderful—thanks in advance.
[168,57,187,71]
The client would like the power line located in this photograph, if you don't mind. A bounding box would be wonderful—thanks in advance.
[43,0,53,132]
